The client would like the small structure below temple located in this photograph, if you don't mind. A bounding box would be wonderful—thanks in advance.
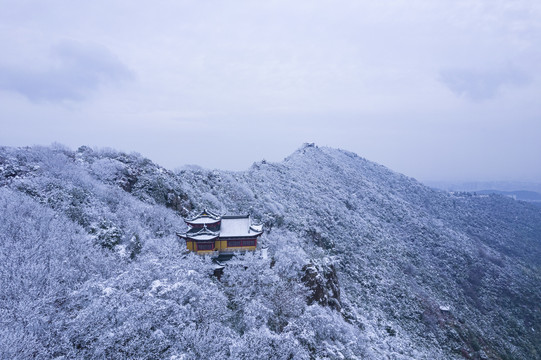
[177,209,263,255]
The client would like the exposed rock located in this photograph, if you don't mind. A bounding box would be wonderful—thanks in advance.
[302,262,341,311]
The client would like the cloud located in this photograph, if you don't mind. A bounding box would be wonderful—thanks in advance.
[439,65,530,101]
[0,40,134,102]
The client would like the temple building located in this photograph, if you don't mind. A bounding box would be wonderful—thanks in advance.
[177,209,263,255]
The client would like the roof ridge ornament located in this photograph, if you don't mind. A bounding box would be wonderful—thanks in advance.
[189,224,220,237]
[186,208,222,222]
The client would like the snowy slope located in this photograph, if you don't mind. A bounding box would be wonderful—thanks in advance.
[1,143,540,359]
[179,143,541,359]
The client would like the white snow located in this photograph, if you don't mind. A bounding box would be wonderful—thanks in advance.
[189,234,218,241]
[102,287,114,296]
[188,217,220,224]
[220,217,252,237]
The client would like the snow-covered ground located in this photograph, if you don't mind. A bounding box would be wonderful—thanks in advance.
[1,143,540,359]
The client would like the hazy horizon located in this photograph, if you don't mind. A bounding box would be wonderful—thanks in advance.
[1,1,540,182]
[8,141,541,188]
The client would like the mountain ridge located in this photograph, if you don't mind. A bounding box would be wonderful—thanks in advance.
[1,144,540,359]
[179,143,541,358]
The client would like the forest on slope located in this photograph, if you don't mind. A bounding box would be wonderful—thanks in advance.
[1,144,540,359]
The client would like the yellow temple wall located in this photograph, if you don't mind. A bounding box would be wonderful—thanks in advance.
[186,239,258,254]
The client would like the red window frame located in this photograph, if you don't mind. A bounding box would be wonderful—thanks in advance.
[227,240,242,247]
[197,242,214,251]
[242,239,256,247]
[226,239,256,247]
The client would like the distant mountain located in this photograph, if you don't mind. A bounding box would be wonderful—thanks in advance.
[426,180,541,194]
[473,190,541,205]
[426,181,541,207]
[1,144,540,359]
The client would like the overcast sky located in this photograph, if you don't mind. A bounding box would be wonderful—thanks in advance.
[1,0,540,182]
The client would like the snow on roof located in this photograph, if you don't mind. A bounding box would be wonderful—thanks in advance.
[190,234,219,241]
[186,209,221,223]
[250,224,263,232]
[187,217,220,225]
[220,215,262,237]
[182,225,219,241]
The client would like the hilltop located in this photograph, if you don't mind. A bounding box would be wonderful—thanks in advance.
[1,143,540,359]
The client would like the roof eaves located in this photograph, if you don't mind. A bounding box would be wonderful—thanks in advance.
[187,208,221,221]
[222,214,249,219]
